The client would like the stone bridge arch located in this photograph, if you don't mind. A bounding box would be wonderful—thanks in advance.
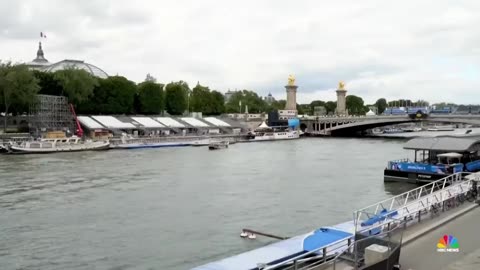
[300,115,480,136]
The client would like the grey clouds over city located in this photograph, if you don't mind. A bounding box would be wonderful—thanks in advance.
[1,0,480,104]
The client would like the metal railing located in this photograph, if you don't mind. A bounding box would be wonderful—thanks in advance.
[332,218,406,270]
[261,235,354,270]
[387,158,410,169]
[257,173,477,270]
[354,172,475,232]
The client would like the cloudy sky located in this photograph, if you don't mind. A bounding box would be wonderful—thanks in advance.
[1,0,480,104]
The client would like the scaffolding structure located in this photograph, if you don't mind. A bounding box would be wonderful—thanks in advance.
[29,94,76,136]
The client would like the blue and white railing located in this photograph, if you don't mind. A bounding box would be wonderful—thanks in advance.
[354,172,476,233]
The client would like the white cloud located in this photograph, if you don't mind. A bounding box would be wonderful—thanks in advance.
[1,0,480,104]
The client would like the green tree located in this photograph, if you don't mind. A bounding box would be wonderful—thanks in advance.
[210,90,225,115]
[165,81,189,115]
[53,68,98,105]
[310,100,325,114]
[33,70,63,96]
[138,81,164,114]
[414,99,429,107]
[297,104,310,115]
[190,83,212,114]
[78,76,136,114]
[346,95,366,115]
[432,102,456,108]
[388,99,413,107]
[325,101,337,115]
[374,98,388,114]
[225,90,267,113]
[0,63,40,132]
[266,99,286,112]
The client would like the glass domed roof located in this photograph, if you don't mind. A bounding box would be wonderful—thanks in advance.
[44,59,109,79]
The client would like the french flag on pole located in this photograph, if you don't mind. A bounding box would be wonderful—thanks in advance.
[40,32,47,38]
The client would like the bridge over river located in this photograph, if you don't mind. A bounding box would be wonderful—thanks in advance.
[300,114,480,136]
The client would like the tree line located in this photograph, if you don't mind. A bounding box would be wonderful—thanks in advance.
[0,62,229,117]
[1,61,457,132]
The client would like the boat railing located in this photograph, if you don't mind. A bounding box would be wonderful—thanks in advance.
[262,216,406,270]
[261,235,355,270]
[386,158,410,169]
[353,172,474,233]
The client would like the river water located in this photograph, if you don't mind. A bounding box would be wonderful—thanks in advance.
[0,138,414,270]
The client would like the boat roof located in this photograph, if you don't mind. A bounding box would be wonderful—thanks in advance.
[437,152,463,158]
[404,136,480,152]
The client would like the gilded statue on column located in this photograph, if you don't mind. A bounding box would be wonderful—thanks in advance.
[338,81,346,90]
[288,74,295,86]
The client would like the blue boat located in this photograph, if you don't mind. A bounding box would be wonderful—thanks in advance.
[384,136,480,184]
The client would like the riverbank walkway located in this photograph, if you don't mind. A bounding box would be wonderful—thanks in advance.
[400,204,479,270]
[316,202,478,270]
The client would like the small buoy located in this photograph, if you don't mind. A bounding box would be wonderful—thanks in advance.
[240,232,248,238]
[248,234,257,239]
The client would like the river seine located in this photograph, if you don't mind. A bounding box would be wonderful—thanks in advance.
[0,138,413,270]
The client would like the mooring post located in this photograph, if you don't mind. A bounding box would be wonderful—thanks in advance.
[323,247,327,262]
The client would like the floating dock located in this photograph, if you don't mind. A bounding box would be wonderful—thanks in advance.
[192,172,478,270]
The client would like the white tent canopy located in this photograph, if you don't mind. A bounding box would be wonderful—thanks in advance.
[258,121,270,128]
[366,110,376,116]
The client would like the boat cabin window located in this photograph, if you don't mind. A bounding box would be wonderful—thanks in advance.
[437,153,463,165]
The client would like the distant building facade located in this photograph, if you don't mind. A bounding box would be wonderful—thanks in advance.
[313,106,327,116]
[264,93,276,104]
[224,90,239,103]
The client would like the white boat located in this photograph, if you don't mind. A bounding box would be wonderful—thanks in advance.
[110,134,192,149]
[248,122,300,142]
[191,139,210,147]
[401,127,422,132]
[383,128,403,134]
[208,141,229,150]
[427,125,455,131]
[9,136,110,154]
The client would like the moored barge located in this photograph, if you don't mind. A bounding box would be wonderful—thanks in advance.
[384,136,480,184]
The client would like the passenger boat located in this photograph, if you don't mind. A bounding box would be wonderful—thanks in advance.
[208,141,229,150]
[401,127,422,132]
[427,125,455,131]
[191,139,210,147]
[384,136,480,184]
[247,122,299,142]
[383,128,404,134]
[110,134,192,149]
[9,136,110,154]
